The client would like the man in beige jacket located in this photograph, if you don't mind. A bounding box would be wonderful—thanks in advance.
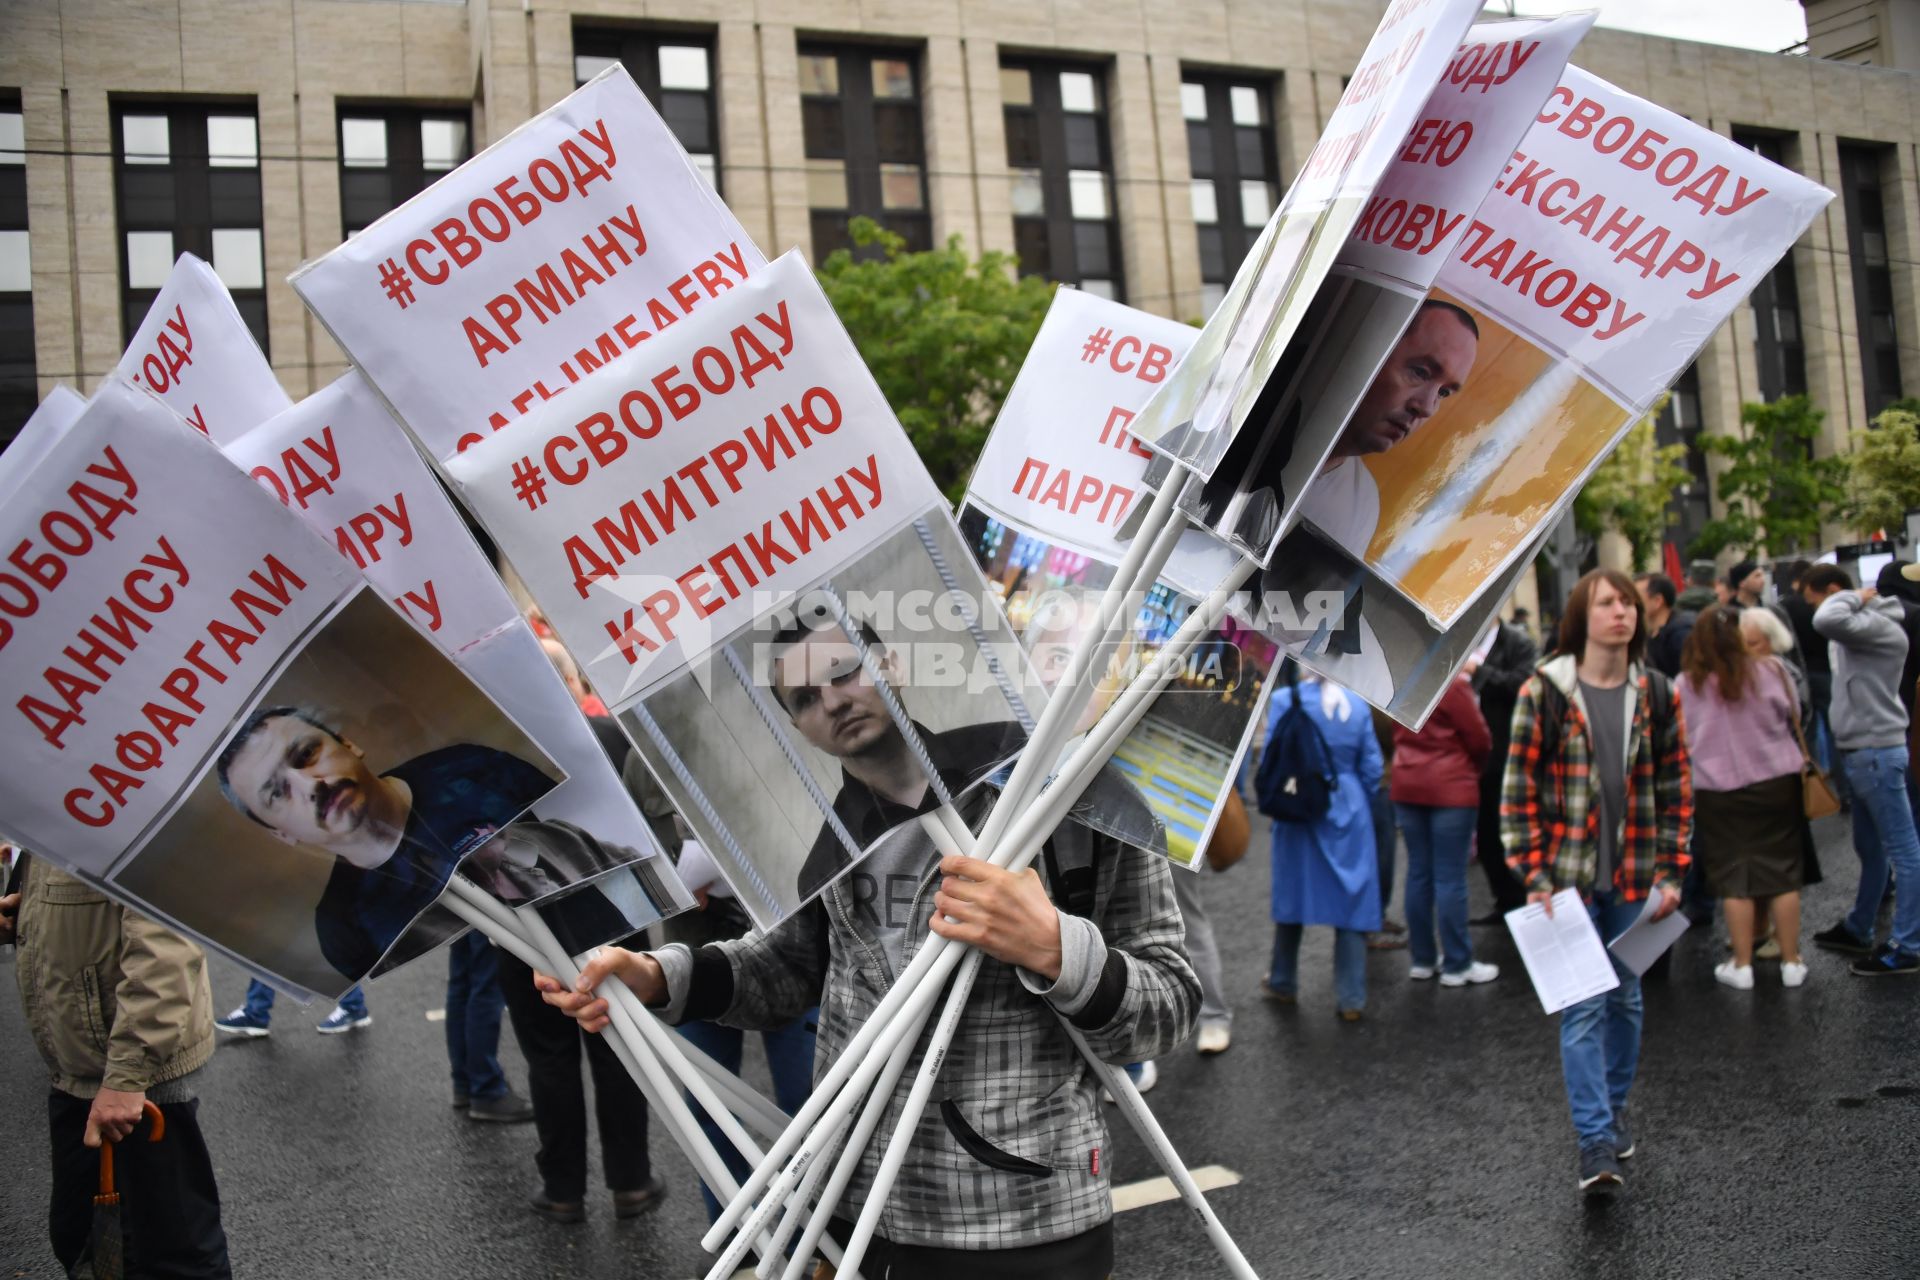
[3,855,232,1277]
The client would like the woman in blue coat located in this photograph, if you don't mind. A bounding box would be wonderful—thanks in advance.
[1263,675,1384,1020]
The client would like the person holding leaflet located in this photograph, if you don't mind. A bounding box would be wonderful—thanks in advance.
[1502,570,1693,1199]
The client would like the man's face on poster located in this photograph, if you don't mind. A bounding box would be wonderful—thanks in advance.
[1335,304,1479,458]
[225,715,383,848]
[772,625,900,760]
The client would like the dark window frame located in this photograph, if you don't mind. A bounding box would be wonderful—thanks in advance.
[336,103,473,237]
[1839,140,1903,416]
[798,42,930,260]
[1655,362,1710,555]
[1001,56,1123,299]
[1,89,33,449]
[1181,72,1280,314]
[1734,129,1807,402]
[573,24,721,196]
[111,97,268,355]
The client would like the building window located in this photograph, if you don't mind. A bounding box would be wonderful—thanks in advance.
[337,107,471,236]
[113,101,267,353]
[1839,141,1903,415]
[1656,363,1710,554]
[1002,59,1121,299]
[1183,75,1279,318]
[1735,130,1806,401]
[0,91,31,449]
[799,44,929,260]
[574,27,719,193]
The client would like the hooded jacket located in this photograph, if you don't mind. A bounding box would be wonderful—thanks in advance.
[1814,588,1911,750]
[1499,655,1694,903]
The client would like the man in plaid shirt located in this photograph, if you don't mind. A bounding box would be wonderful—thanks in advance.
[1502,569,1693,1198]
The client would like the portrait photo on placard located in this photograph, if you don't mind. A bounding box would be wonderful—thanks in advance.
[1315,290,1631,627]
[620,509,1071,930]
[113,591,563,999]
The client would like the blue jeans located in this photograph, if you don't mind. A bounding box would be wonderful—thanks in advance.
[677,1011,817,1222]
[243,979,365,1022]
[1396,803,1476,974]
[1269,924,1367,1013]
[445,932,507,1101]
[1372,784,1398,912]
[1842,746,1920,955]
[1559,893,1644,1147]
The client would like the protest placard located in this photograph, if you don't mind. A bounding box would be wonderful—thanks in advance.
[0,384,87,508]
[1314,67,1833,627]
[292,65,765,463]
[447,252,1123,928]
[1160,13,1593,566]
[1127,0,1485,480]
[1255,515,1550,729]
[116,254,291,443]
[0,379,565,999]
[960,288,1276,866]
[224,373,692,931]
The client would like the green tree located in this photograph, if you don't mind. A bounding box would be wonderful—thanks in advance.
[1842,404,1920,536]
[1690,395,1847,559]
[815,217,1056,500]
[1574,395,1693,572]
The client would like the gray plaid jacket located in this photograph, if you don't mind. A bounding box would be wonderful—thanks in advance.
[672,787,1198,1250]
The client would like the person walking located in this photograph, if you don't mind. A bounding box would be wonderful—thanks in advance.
[1258,673,1383,1021]
[1502,569,1693,1197]
[1805,566,1920,975]
[4,855,232,1276]
[215,977,371,1037]
[1679,606,1810,989]
[1392,670,1498,987]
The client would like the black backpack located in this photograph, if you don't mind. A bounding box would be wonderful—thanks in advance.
[1256,692,1337,823]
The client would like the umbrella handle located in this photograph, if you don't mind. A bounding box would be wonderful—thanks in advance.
[94,1100,166,1198]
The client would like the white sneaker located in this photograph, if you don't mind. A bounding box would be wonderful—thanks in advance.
[1440,961,1499,987]
[1714,961,1755,990]
[1780,960,1809,988]
[1134,1060,1159,1094]
[1409,964,1437,981]
[1195,1021,1232,1056]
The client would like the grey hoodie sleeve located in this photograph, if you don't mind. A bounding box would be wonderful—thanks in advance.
[1814,590,1902,652]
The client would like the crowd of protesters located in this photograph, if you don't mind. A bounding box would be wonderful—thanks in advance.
[8,552,1918,1274]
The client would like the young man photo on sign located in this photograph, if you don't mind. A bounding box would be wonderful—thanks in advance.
[1500,569,1693,1198]
[215,707,557,978]
[535,608,1198,1278]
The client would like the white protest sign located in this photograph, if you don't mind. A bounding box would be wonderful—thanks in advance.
[116,255,291,443]
[0,385,88,509]
[1445,66,1833,408]
[224,373,518,652]
[0,378,359,871]
[292,66,766,463]
[1130,0,1484,475]
[224,374,686,897]
[1338,13,1595,287]
[446,250,942,707]
[1330,67,1833,628]
[966,289,1198,564]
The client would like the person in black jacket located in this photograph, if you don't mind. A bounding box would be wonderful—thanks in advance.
[1470,617,1538,917]
[1634,573,1694,680]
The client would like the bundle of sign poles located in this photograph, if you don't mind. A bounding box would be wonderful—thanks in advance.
[443,476,1259,1279]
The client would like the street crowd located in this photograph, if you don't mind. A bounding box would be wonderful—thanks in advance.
[6,556,1917,1275]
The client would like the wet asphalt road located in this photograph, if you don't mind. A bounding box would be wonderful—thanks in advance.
[4,811,1918,1279]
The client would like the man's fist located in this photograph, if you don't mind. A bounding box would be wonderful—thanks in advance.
[929,854,1065,981]
[535,947,665,1033]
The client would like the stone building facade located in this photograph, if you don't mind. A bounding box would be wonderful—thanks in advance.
[3,0,1916,561]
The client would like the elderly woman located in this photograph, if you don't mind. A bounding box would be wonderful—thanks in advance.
[1684,606,1809,988]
